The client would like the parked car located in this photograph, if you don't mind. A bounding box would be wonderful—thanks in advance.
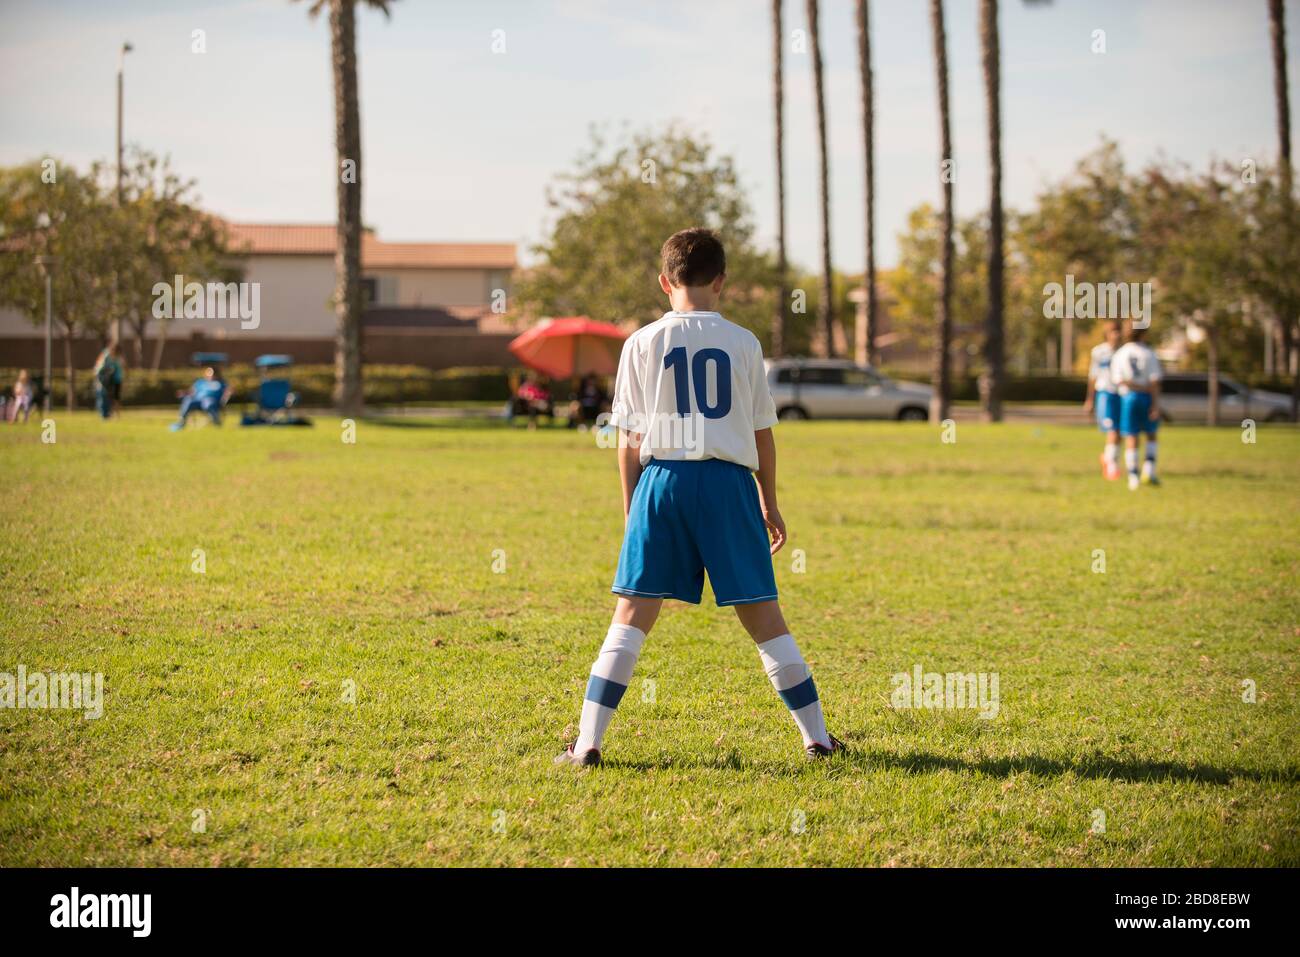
[766,359,932,421]
[1157,374,1292,423]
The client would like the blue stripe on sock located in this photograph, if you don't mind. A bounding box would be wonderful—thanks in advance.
[585,675,628,709]
[778,676,819,711]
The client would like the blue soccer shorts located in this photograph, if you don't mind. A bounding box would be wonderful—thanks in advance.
[1095,390,1119,433]
[1119,391,1159,437]
[612,458,779,607]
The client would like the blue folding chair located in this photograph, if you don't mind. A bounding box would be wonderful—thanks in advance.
[241,355,311,426]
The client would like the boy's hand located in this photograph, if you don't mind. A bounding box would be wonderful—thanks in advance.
[763,507,787,555]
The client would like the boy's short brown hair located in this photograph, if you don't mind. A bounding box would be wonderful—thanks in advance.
[661,228,726,287]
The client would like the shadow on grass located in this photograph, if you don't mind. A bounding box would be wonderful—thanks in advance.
[603,749,1299,784]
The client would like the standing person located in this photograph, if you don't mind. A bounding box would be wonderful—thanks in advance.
[1110,324,1163,490]
[1084,320,1123,481]
[92,344,124,420]
[554,228,846,768]
[6,370,34,423]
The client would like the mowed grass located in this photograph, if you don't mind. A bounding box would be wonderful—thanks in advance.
[1,411,1297,867]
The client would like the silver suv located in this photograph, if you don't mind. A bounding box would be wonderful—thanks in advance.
[766,359,933,421]
[1158,374,1293,423]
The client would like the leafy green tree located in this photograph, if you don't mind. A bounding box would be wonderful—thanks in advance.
[0,161,112,408]
[0,154,241,406]
[515,126,777,344]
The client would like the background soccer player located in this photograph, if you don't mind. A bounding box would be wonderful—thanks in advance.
[1084,320,1123,481]
[1110,323,1163,490]
[555,228,845,767]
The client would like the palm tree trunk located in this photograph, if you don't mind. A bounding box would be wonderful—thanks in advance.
[856,0,877,367]
[330,0,364,416]
[929,0,954,423]
[1270,0,1298,421]
[806,0,835,358]
[772,0,787,358]
[979,0,1005,422]
[1206,321,1220,427]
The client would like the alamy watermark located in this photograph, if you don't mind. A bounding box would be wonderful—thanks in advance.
[890,663,999,719]
[1042,274,1152,329]
[152,275,260,330]
[1,665,103,719]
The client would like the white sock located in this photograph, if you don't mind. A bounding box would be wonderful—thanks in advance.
[756,634,829,749]
[1125,448,1139,475]
[574,624,645,753]
[1104,442,1119,468]
[1144,441,1157,475]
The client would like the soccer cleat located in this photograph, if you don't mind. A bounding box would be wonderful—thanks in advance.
[1144,473,1161,487]
[1127,473,1140,491]
[1104,463,1122,481]
[804,733,848,760]
[554,742,601,768]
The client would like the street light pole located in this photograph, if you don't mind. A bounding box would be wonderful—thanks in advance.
[35,255,57,417]
[114,41,132,347]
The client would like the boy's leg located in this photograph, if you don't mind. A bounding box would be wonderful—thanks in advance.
[1103,428,1120,478]
[1123,434,1140,489]
[1141,425,1159,484]
[734,600,832,751]
[570,595,661,756]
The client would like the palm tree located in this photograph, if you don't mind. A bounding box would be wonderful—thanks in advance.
[1270,0,1297,420]
[979,0,1005,422]
[302,0,392,416]
[929,0,954,422]
[772,0,787,358]
[806,0,835,357]
[856,0,877,366]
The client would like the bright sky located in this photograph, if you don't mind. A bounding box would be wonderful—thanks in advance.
[1,0,1297,271]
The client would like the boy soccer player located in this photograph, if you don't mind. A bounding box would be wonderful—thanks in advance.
[555,228,846,767]
[1110,324,1163,490]
[1084,321,1123,481]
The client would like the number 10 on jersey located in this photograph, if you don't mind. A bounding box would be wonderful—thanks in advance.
[663,347,732,419]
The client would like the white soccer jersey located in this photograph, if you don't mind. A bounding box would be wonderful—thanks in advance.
[1089,342,1117,393]
[609,310,777,471]
[1110,341,1163,395]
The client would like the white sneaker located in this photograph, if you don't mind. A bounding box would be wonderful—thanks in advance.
[1128,473,1140,491]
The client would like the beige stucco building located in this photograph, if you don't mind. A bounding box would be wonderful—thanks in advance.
[0,222,518,369]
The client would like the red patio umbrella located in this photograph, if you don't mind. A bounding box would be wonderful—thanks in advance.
[508,316,627,379]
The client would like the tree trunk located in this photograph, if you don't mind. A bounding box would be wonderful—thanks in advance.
[806,0,835,358]
[330,0,364,416]
[856,0,877,367]
[979,0,1005,422]
[772,0,787,358]
[929,0,954,423]
[151,320,169,371]
[1270,0,1298,421]
[62,327,76,412]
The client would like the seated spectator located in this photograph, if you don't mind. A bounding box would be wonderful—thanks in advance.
[567,373,609,430]
[169,367,229,431]
[511,374,554,429]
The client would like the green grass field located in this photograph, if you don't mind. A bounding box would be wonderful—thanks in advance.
[1,412,1297,866]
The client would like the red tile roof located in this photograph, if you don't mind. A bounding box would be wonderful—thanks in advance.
[223,223,516,270]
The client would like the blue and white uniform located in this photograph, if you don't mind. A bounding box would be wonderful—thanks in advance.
[609,310,778,606]
[1089,342,1119,432]
[1111,341,1163,437]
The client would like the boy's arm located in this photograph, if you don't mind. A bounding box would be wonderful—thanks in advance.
[618,432,644,521]
[754,427,786,554]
